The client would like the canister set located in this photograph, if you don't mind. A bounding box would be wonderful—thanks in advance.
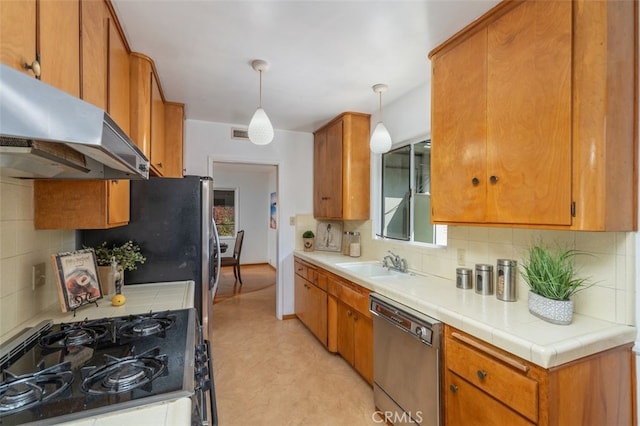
[456,259,517,302]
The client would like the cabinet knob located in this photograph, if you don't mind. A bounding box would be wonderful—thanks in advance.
[347,310,352,317]
[477,370,488,380]
[24,56,41,78]
[449,384,458,393]
[156,162,163,169]
[471,177,480,186]
[489,175,498,184]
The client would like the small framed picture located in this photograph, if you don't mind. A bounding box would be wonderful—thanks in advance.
[315,221,343,252]
[51,249,103,313]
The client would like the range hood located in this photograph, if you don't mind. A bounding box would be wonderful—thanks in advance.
[0,64,149,180]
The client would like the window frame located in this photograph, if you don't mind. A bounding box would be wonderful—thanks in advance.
[377,138,447,247]
[213,188,239,238]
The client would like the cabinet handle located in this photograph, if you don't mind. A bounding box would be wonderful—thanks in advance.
[449,384,458,393]
[490,175,498,184]
[156,162,163,169]
[477,370,487,380]
[471,177,480,186]
[347,310,352,317]
[24,55,41,78]
[451,332,529,373]
[354,315,358,322]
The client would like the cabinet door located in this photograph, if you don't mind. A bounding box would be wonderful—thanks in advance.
[129,54,152,157]
[323,119,344,218]
[81,0,107,109]
[486,0,572,225]
[108,16,130,134]
[313,128,328,217]
[295,275,327,345]
[353,314,373,385]
[431,29,487,223]
[164,102,184,177]
[39,0,80,97]
[0,0,36,73]
[337,301,355,366]
[446,371,534,426]
[107,179,130,226]
[150,72,165,175]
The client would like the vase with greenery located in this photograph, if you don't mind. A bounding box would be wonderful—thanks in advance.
[520,243,593,325]
[302,230,315,252]
[85,241,146,294]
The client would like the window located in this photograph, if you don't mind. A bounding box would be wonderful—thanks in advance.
[213,189,237,237]
[380,140,446,245]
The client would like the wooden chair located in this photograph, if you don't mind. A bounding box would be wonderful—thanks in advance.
[220,230,244,284]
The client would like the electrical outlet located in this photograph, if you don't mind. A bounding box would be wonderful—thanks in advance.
[32,263,46,290]
[457,249,466,266]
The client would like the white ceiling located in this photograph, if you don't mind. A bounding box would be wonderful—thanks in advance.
[112,0,500,133]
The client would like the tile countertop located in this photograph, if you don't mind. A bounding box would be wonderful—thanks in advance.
[0,280,195,343]
[294,250,636,368]
[0,281,195,426]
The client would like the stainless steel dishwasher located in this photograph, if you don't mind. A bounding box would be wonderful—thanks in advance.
[370,293,442,425]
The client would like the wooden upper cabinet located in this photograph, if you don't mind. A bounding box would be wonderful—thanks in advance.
[314,112,371,220]
[81,0,107,109]
[429,0,637,231]
[0,1,36,73]
[0,0,80,97]
[164,102,185,177]
[108,13,130,135]
[150,72,165,175]
[130,53,168,176]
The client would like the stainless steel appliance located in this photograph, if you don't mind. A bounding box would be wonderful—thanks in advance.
[370,293,442,425]
[0,308,216,425]
[0,64,148,180]
[80,176,222,336]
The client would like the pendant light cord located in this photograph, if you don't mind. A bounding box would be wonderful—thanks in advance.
[379,91,383,121]
[259,70,263,108]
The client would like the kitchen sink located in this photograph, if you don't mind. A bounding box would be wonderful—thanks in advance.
[335,261,413,280]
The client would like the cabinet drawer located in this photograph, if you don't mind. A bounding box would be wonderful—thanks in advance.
[337,281,371,318]
[446,333,538,422]
[294,260,308,280]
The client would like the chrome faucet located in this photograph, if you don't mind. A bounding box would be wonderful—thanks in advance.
[382,250,408,273]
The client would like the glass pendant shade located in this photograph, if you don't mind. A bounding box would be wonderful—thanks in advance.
[370,121,392,154]
[248,107,274,145]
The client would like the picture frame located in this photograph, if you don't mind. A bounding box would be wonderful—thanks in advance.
[315,221,343,252]
[51,249,103,313]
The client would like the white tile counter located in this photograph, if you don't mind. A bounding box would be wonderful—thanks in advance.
[0,280,195,343]
[295,250,636,368]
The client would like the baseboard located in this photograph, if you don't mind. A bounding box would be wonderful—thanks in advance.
[282,314,297,320]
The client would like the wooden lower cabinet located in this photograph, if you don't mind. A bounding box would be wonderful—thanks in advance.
[294,257,373,385]
[444,325,635,426]
[336,300,373,385]
[294,260,327,346]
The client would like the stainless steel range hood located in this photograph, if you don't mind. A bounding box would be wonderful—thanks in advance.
[0,64,149,180]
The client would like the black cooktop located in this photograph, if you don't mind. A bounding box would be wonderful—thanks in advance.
[0,308,196,426]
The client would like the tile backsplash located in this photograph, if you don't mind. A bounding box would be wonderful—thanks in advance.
[0,177,75,336]
[297,214,636,325]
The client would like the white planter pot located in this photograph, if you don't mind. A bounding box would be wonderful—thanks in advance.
[303,237,315,252]
[528,290,574,325]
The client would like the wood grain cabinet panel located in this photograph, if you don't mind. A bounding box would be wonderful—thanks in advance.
[429,0,637,231]
[163,102,185,178]
[444,326,634,426]
[33,1,131,230]
[294,259,328,346]
[0,0,36,74]
[313,112,371,220]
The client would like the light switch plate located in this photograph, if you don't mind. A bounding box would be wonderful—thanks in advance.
[32,263,46,289]
[289,216,295,226]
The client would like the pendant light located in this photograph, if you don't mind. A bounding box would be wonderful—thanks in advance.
[248,59,274,145]
[369,83,392,154]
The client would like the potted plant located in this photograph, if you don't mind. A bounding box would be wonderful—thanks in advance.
[520,242,593,325]
[302,230,315,252]
[85,241,146,293]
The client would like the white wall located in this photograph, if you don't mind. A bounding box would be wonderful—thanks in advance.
[211,165,274,265]
[184,119,314,318]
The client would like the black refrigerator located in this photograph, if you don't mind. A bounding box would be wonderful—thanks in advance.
[80,176,221,326]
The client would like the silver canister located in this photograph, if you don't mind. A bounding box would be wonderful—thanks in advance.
[475,264,494,295]
[496,259,517,302]
[456,268,473,289]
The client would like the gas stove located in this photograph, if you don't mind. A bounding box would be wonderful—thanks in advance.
[0,308,215,425]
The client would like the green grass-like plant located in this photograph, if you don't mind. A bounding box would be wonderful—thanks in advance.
[521,244,593,301]
[302,230,315,238]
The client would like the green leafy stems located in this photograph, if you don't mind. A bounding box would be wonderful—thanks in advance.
[520,244,594,301]
[86,241,146,272]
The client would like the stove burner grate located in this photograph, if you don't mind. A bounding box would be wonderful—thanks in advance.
[39,319,111,349]
[117,312,176,339]
[81,346,167,395]
[0,362,73,416]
